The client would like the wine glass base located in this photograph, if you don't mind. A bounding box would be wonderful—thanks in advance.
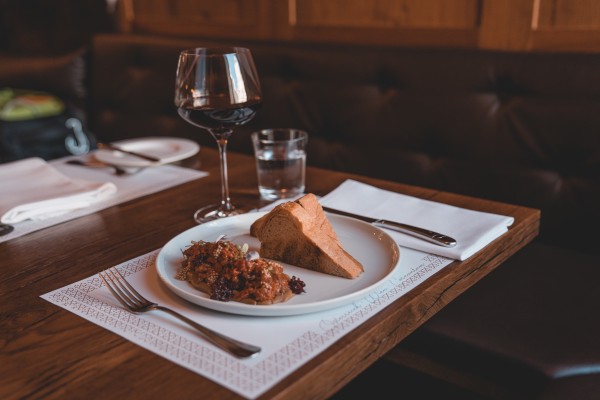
[193,204,244,224]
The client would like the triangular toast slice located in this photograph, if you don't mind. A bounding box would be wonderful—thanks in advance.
[250,193,364,279]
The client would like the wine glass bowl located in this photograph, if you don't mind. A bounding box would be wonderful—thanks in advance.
[175,47,262,223]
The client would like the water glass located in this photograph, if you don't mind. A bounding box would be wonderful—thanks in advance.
[251,128,308,201]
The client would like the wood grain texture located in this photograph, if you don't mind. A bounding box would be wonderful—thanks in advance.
[478,0,536,50]
[537,0,600,29]
[293,0,479,29]
[0,148,539,400]
[115,0,600,51]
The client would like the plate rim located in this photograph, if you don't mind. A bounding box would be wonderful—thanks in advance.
[94,136,200,167]
[155,212,400,317]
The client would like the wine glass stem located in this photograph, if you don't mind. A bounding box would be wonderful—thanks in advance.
[216,136,234,212]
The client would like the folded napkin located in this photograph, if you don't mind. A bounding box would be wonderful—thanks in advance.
[319,179,514,260]
[0,157,117,224]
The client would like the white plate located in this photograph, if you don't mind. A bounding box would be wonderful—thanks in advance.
[156,212,400,316]
[94,137,200,167]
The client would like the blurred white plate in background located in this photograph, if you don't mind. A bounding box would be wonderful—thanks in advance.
[94,137,200,167]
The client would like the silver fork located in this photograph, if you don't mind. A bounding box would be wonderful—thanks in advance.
[66,159,142,176]
[99,267,261,358]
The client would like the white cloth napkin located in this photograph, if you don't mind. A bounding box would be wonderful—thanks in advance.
[0,157,117,224]
[319,179,514,260]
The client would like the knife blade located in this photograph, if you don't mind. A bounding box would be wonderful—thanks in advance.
[97,143,161,163]
[322,206,457,248]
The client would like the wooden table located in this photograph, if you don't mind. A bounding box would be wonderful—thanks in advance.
[0,148,540,400]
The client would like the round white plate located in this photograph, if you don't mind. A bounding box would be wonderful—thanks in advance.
[156,212,400,316]
[94,137,200,167]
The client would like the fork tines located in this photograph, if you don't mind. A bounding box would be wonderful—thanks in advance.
[98,266,261,358]
[99,268,146,311]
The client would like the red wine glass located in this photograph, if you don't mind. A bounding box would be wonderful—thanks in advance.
[175,47,262,223]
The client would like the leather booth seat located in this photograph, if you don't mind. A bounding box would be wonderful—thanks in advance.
[89,34,599,253]
[389,241,600,399]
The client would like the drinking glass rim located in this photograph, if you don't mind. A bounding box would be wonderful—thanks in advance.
[179,47,251,57]
[252,129,308,144]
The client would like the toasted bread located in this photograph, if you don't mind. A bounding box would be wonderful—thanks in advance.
[250,194,364,279]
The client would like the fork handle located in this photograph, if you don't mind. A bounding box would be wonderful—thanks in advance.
[152,305,261,358]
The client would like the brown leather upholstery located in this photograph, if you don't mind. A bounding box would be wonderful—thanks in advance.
[392,241,600,399]
[89,34,600,255]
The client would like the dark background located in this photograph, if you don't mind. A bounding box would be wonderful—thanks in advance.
[0,0,115,55]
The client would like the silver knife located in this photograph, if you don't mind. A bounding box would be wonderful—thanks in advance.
[97,143,161,163]
[322,206,457,248]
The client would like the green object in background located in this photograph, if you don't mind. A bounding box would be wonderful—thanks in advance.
[0,88,65,121]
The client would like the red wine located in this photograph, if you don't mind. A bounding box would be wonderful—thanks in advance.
[178,102,261,131]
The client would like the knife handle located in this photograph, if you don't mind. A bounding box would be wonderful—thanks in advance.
[372,220,457,248]
[97,143,161,163]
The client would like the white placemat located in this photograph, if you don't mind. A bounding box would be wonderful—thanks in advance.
[0,155,208,243]
[41,246,453,399]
